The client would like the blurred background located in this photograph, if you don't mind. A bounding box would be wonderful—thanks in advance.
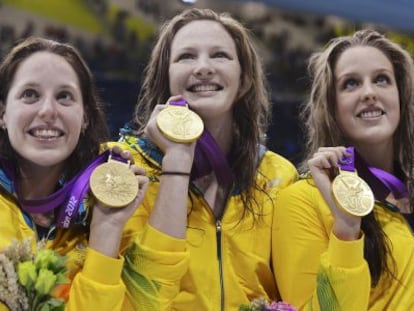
[1,0,413,165]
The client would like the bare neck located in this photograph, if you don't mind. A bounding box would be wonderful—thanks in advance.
[17,161,64,200]
[356,142,394,173]
[205,119,233,155]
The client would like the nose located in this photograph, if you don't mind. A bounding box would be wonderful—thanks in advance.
[38,96,58,121]
[193,57,214,77]
[361,82,377,102]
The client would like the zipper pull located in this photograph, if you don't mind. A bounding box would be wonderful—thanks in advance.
[216,220,222,259]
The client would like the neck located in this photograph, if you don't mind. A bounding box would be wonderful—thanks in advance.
[205,118,233,155]
[355,142,394,173]
[17,161,64,200]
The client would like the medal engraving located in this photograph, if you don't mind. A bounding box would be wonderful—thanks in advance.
[90,160,138,208]
[156,104,204,143]
[332,171,374,216]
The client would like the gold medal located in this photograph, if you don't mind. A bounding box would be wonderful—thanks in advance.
[332,169,374,216]
[90,157,138,208]
[156,101,204,143]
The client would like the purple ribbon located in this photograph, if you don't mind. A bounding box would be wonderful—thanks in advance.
[170,98,187,106]
[339,146,357,172]
[169,99,234,189]
[341,146,407,200]
[192,129,234,188]
[1,150,121,228]
[368,167,407,199]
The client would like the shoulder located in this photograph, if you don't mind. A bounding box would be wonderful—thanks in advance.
[275,176,332,224]
[101,137,140,154]
[258,150,298,188]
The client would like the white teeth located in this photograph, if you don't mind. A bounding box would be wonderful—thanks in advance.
[359,110,382,118]
[32,129,60,138]
[192,84,219,92]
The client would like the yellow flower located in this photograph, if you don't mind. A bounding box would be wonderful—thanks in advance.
[17,261,37,289]
[35,269,57,296]
[34,249,58,270]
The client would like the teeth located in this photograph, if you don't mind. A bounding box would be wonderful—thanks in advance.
[32,129,60,138]
[192,84,219,92]
[359,110,382,118]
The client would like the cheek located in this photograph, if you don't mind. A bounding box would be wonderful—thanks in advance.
[334,101,352,133]
[169,74,185,95]
[66,108,85,137]
[3,109,23,130]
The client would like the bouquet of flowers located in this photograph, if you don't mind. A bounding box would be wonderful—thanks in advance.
[240,297,298,311]
[0,238,69,311]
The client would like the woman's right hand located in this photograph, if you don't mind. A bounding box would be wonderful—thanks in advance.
[308,146,362,240]
[145,95,197,173]
[144,96,196,238]
[145,95,197,154]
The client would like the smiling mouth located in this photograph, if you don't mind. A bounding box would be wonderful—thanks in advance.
[357,110,384,118]
[30,128,63,139]
[188,84,223,92]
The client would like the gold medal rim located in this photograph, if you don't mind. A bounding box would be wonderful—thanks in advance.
[90,161,138,208]
[332,172,375,216]
[156,105,204,143]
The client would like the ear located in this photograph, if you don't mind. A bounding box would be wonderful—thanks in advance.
[81,120,89,134]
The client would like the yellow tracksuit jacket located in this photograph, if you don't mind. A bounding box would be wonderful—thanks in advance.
[0,165,138,310]
[108,135,298,311]
[274,177,414,311]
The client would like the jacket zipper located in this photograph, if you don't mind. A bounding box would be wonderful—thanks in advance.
[216,219,225,311]
[191,184,230,311]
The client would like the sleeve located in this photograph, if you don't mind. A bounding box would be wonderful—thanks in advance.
[66,248,126,310]
[122,224,190,311]
[272,180,371,311]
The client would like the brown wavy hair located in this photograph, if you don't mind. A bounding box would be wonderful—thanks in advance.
[301,29,414,286]
[130,8,270,201]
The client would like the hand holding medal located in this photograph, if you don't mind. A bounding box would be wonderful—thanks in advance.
[90,148,140,208]
[156,98,204,143]
[88,146,148,258]
[331,147,374,216]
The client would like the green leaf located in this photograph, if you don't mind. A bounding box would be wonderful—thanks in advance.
[55,274,69,284]
[39,298,65,311]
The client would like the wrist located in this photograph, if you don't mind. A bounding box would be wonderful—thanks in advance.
[89,223,123,257]
[332,220,362,241]
[161,171,191,176]
[162,149,193,172]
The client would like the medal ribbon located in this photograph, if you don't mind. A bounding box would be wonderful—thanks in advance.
[368,167,407,199]
[169,99,234,189]
[339,146,357,172]
[1,150,124,228]
[342,146,407,199]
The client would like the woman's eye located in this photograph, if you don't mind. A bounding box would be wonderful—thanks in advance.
[375,74,390,85]
[21,89,39,100]
[57,91,75,103]
[212,51,229,58]
[177,53,194,61]
[343,78,359,90]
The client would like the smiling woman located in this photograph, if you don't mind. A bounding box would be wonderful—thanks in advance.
[3,51,85,169]
[274,29,414,310]
[0,37,148,310]
[108,7,298,311]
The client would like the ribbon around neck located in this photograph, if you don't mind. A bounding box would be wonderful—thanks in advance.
[191,129,234,189]
[1,150,124,228]
[169,98,234,189]
[341,146,407,200]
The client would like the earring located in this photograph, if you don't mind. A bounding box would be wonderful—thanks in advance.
[81,123,88,134]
